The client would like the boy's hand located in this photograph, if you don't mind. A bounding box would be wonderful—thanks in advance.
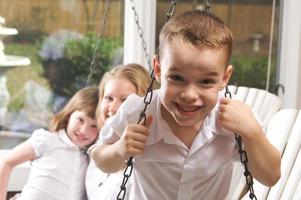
[117,115,153,159]
[218,97,261,138]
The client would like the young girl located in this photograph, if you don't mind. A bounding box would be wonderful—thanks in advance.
[0,86,99,200]
[85,63,154,200]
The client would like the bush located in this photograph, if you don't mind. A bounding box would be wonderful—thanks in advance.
[64,33,122,91]
[12,30,47,43]
[229,55,277,93]
[39,30,122,97]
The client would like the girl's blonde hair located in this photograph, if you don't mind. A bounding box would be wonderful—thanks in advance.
[50,86,99,132]
[96,63,154,128]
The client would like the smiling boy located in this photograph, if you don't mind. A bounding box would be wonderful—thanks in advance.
[91,10,281,200]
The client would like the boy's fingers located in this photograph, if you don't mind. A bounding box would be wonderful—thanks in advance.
[219,97,228,104]
[144,115,153,129]
[139,115,153,129]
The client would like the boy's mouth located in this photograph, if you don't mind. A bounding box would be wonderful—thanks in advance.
[176,103,199,113]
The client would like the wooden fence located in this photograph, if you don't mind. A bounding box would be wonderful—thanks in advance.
[0,0,123,37]
[0,1,278,42]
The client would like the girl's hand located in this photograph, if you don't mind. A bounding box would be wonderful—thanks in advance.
[117,115,153,159]
[218,97,261,139]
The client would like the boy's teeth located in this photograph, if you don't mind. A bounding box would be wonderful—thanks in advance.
[179,105,197,111]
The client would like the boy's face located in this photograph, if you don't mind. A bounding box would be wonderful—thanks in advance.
[153,41,232,129]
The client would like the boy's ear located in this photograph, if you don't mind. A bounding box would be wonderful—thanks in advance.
[152,55,161,82]
[221,65,233,90]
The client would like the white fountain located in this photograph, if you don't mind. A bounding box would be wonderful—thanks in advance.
[0,16,31,128]
[0,16,31,193]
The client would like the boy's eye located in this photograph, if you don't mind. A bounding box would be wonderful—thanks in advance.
[200,79,216,84]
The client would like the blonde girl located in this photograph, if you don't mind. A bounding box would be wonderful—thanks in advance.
[85,63,154,200]
[96,63,153,128]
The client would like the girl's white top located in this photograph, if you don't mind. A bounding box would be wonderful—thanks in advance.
[85,160,125,200]
[17,129,88,200]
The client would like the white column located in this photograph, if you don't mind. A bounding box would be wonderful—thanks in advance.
[123,0,157,70]
[278,0,301,109]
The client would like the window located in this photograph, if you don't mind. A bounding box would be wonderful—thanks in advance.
[156,0,280,91]
[0,0,124,146]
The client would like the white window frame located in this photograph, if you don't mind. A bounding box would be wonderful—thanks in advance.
[123,0,156,70]
[277,0,301,109]
[123,0,301,109]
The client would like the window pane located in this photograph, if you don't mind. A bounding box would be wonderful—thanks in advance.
[0,0,124,146]
[156,0,280,92]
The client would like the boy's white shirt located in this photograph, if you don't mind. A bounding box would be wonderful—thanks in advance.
[90,89,261,200]
[18,129,88,200]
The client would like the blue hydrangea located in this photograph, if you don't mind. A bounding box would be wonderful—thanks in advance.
[39,30,83,60]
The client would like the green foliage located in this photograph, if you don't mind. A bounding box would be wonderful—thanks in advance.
[229,55,277,93]
[41,32,122,97]
[64,33,122,86]
[12,30,46,43]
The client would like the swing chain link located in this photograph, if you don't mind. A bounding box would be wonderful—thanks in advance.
[225,86,257,200]
[203,0,212,12]
[129,0,152,70]
[86,0,111,86]
[117,157,133,200]
[117,78,156,200]
[166,0,177,21]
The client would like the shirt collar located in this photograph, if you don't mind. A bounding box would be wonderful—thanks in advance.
[145,91,216,147]
[145,90,166,145]
[146,91,234,148]
[58,129,79,149]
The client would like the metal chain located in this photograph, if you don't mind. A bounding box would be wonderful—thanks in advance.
[166,0,177,21]
[117,79,156,200]
[129,0,176,72]
[129,0,152,70]
[117,1,177,200]
[225,86,257,200]
[201,0,212,12]
[86,0,111,86]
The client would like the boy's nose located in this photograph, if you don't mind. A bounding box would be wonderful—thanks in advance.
[180,86,199,101]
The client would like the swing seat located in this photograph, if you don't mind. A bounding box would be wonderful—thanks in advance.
[237,108,301,200]
[228,85,282,128]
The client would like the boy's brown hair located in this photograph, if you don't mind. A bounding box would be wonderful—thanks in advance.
[159,10,233,64]
[50,86,99,132]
